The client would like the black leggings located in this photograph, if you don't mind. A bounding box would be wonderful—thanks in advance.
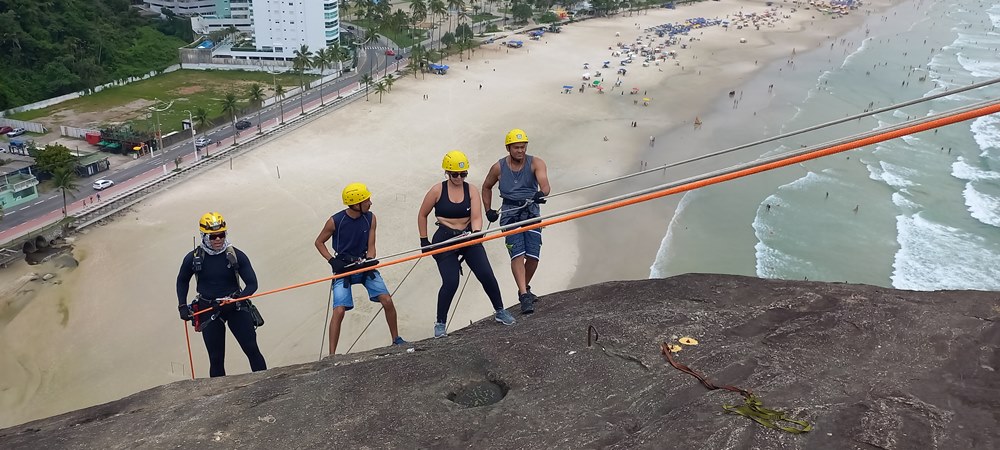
[201,305,267,377]
[432,226,504,323]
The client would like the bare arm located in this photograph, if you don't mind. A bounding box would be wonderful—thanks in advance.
[367,214,377,258]
[417,184,440,239]
[469,183,484,232]
[314,218,336,261]
[481,162,501,211]
[533,157,551,195]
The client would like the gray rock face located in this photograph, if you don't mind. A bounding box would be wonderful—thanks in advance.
[1,274,998,449]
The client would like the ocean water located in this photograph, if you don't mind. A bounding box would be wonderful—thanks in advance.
[652,0,1000,290]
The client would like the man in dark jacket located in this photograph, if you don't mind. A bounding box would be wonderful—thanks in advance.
[176,212,266,377]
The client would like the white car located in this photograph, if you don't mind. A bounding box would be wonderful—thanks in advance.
[92,179,115,190]
[194,137,213,147]
[6,127,25,138]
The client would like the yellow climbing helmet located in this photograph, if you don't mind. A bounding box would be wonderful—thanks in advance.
[199,212,227,234]
[442,150,470,172]
[504,128,529,146]
[342,182,372,205]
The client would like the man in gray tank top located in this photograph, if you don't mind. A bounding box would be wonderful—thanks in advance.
[482,128,551,315]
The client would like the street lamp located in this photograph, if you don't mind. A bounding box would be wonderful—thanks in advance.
[183,110,198,162]
[148,98,174,158]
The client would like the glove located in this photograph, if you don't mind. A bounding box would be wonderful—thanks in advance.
[179,304,193,321]
[485,209,499,223]
[532,191,547,204]
[420,237,432,253]
[328,256,348,273]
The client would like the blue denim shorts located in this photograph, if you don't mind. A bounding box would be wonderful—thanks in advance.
[331,271,390,311]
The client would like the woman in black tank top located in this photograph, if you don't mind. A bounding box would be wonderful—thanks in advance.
[417,151,514,338]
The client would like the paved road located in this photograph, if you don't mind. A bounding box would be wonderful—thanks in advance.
[0,45,402,241]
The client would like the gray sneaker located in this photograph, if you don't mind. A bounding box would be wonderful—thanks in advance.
[495,309,516,325]
[519,292,535,315]
[434,322,447,338]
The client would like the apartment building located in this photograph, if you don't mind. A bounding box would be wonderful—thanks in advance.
[163,0,340,64]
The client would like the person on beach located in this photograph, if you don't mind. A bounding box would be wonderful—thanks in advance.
[482,129,551,315]
[314,183,407,356]
[418,151,516,338]
[176,212,266,377]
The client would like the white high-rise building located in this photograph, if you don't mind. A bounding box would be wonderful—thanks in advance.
[250,0,340,57]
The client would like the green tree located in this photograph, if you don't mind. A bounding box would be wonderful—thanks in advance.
[312,48,333,106]
[430,0,448,50]
[33,144,76,174]
[273,84,287,124]
[539,11,559,23]
[246,83,266,133]
[51,167,78,218]
[512,3,533,23]
[384,74,395,92]
[374,81,388,103]
[293,44,314,114]
[193,107,210,131]
[441,31,456,48]
[360,74,374,101]
[220,92,240,144]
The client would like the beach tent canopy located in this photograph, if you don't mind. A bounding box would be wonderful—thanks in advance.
[643,97,651,101]
[562,85,574,89]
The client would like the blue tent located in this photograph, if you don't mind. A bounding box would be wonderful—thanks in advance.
[428,63,449,75]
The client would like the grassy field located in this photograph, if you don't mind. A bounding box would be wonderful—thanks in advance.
[12,70,316,134]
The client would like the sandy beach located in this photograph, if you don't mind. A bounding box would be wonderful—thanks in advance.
[0,0,902,427]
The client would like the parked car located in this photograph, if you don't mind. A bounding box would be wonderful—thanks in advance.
[385,49,395,56]
[92,179,115,190]
[0,126,13,135]
[6,127,26,138]
[235,119,252,130]
[194,137,212,147]
[394,54,404,60]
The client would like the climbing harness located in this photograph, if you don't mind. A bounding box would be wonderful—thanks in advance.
[660,342,812,434]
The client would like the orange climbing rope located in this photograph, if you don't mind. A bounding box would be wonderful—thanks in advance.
[189,99,1000,317]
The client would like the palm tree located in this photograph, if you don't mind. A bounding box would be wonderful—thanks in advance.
[312,48,332,105]
[193,107,210,131]
[273,84,287,123]
[447,0,464,56]
[360,73,374,101]
[384,74,395,91]
[410,0,428,39]
[374,80,388,103]
[292,44,314,114]
[340,0,352,20]
[51,167,78,218]
[220,92,240,144]
[430,0,447,51]
[246,83,266,133]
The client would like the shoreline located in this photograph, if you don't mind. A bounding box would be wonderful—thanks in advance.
[0,0,908,428]
[569,0,907,286]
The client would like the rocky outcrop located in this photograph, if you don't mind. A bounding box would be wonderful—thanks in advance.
[1,274,998,449]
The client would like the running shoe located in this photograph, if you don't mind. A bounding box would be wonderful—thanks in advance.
[392,336,408,345]
[495,309,516,325]
[434,322,447,338]
[519,292,535,315]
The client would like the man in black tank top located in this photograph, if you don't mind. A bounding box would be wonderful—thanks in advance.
[482,128,551,315]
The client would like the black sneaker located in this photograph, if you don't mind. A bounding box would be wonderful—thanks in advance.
[519,292,535,315]
[527,285,538,302]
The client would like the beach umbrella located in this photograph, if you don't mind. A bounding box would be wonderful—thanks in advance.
[643,98,651,102]
[562,85,574,89]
